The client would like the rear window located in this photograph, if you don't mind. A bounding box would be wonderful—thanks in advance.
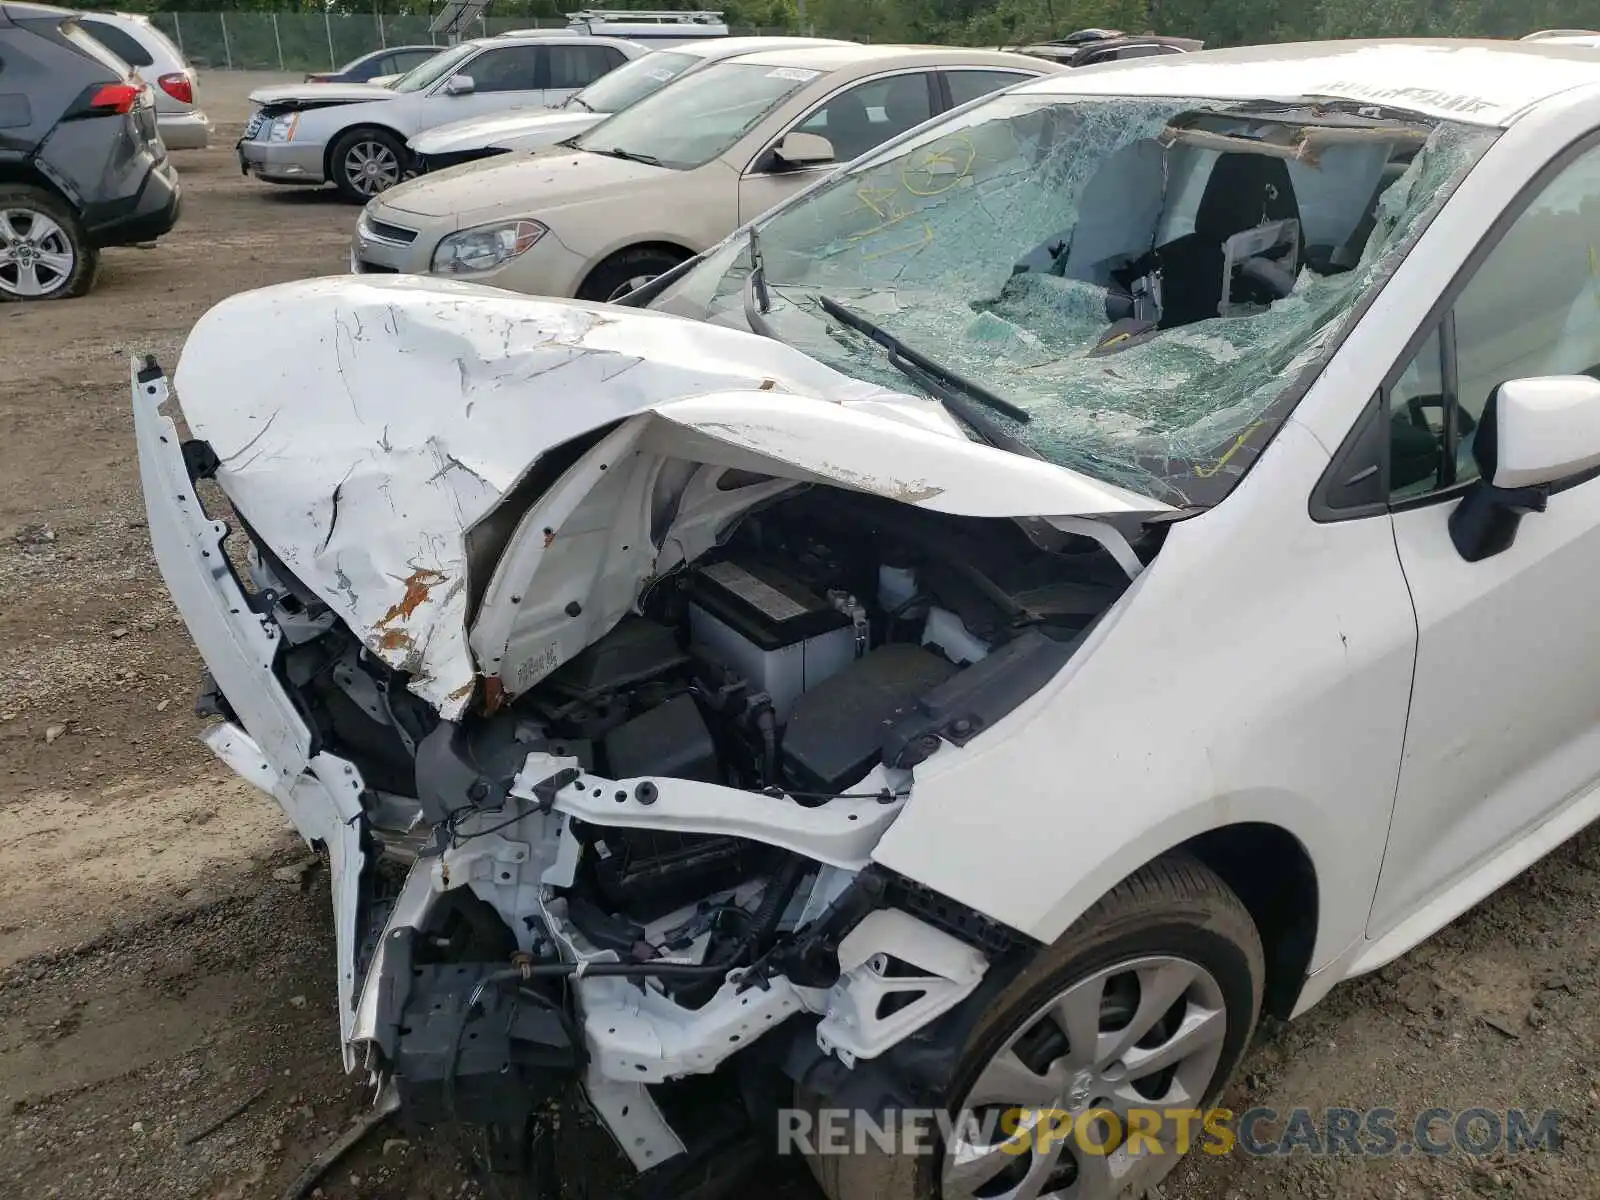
[139,21,188,65]
[60,19,132,76]
[80,18,154,68]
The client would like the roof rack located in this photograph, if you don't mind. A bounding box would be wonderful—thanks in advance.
[565,9,725,21]
[1046,28,1125,45]
[430,0,489,39]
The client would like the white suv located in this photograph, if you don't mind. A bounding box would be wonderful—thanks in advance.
[77,11,209,149]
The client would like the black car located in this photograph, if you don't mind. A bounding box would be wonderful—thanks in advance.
[1017,29,1202,67]
[305,44,441,84]
[0,1,181,300]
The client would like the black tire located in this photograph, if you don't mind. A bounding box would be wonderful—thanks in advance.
[329,127,408,203]
[577,246,687,303]
[0,185,98,302]
[801,855,1265,1200]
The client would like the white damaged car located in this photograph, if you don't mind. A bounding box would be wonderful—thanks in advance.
[138,38,1600,1200]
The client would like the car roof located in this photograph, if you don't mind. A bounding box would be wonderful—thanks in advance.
[723,42,1056,73]
[476,32,643,50]
[674,34,853,60]
[0,2,75,26]
[1018,38,1600,127]
[1526,33,1600,48]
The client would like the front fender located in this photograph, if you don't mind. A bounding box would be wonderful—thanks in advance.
[871,420,1415,976]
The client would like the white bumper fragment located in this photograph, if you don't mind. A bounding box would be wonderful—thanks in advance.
[132,359,372,1070]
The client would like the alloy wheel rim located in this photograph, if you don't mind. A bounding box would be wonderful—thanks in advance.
[942,954,1228,1200]
[345,141,401,196]
[606,272,657,301]
[0,208,75,298]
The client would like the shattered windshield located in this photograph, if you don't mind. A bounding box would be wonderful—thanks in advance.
[652,91,1496,506]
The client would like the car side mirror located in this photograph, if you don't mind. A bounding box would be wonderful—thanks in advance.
[771,131,835,170]
[444,74,475,96]
[1449,375,1600,561]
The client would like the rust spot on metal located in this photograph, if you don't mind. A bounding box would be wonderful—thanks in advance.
[376,567,447,629]
[542,529,556,549]
[481,676,507,715]
[446,680,475,703]
[758,378,777,391]
[376,628,414,653]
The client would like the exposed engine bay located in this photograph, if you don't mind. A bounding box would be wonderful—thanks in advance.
[230,471,1132,1181]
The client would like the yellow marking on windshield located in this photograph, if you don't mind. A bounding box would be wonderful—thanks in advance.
[900,134,976,197]
[1194,422,1266,479]
[860,222,936,261]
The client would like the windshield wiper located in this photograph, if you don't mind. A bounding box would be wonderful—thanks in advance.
[590,145,661,165]
[565,94,593,112]
[748,226,770,313]
[892,353,1045,461]
[815,293,1031,425]
[741,225,778,337]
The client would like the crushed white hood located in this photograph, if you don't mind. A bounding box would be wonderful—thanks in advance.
[172,275,1166,719]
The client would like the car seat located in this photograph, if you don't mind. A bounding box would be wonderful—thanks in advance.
[880,75,930,138]
[819,90,877,162]
[1108,150,1303,331]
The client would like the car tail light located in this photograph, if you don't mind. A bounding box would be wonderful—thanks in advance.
[86,82,142,114]
[158,73,193,104]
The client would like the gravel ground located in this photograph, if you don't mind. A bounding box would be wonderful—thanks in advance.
[2,70,1599,1200]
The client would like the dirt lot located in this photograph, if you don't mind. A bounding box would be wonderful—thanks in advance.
[3,70,1600,1200]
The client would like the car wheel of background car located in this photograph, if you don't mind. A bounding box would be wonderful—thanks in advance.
[331,127,407,203]
[800,855,1264,1200]
[577,246,689,303]
[0,186,97,302]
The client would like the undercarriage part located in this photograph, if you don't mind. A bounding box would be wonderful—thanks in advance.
[784,921,1037,1115]
[388,966,582,1139]
[813,908,988,1066]
[585,827,780,922]
[780,643,958,795]
[544,615,690,702]
[759,865,1030,991]
[413,714,555,827]
[882,626,1086,767]
[882,868,1034,960]
[389,963,580,1131]
[620,1073,781,1200]
[603,693,719,783]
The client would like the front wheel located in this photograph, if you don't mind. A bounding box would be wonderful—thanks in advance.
[803,855,1265,1200]
[0,186,98,301]
[330,127,407,203]
[577,246,687,303]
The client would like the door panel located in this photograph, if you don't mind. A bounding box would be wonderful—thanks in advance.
[738,71,938,225]
[1369,139,1600,934]
[427,45,544,121]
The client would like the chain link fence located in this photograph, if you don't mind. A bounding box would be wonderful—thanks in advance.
[145,12,791,73]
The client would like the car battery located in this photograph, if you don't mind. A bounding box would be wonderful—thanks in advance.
[687,557,857,723]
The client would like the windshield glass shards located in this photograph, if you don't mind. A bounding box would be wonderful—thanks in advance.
[666,93,1496,506]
